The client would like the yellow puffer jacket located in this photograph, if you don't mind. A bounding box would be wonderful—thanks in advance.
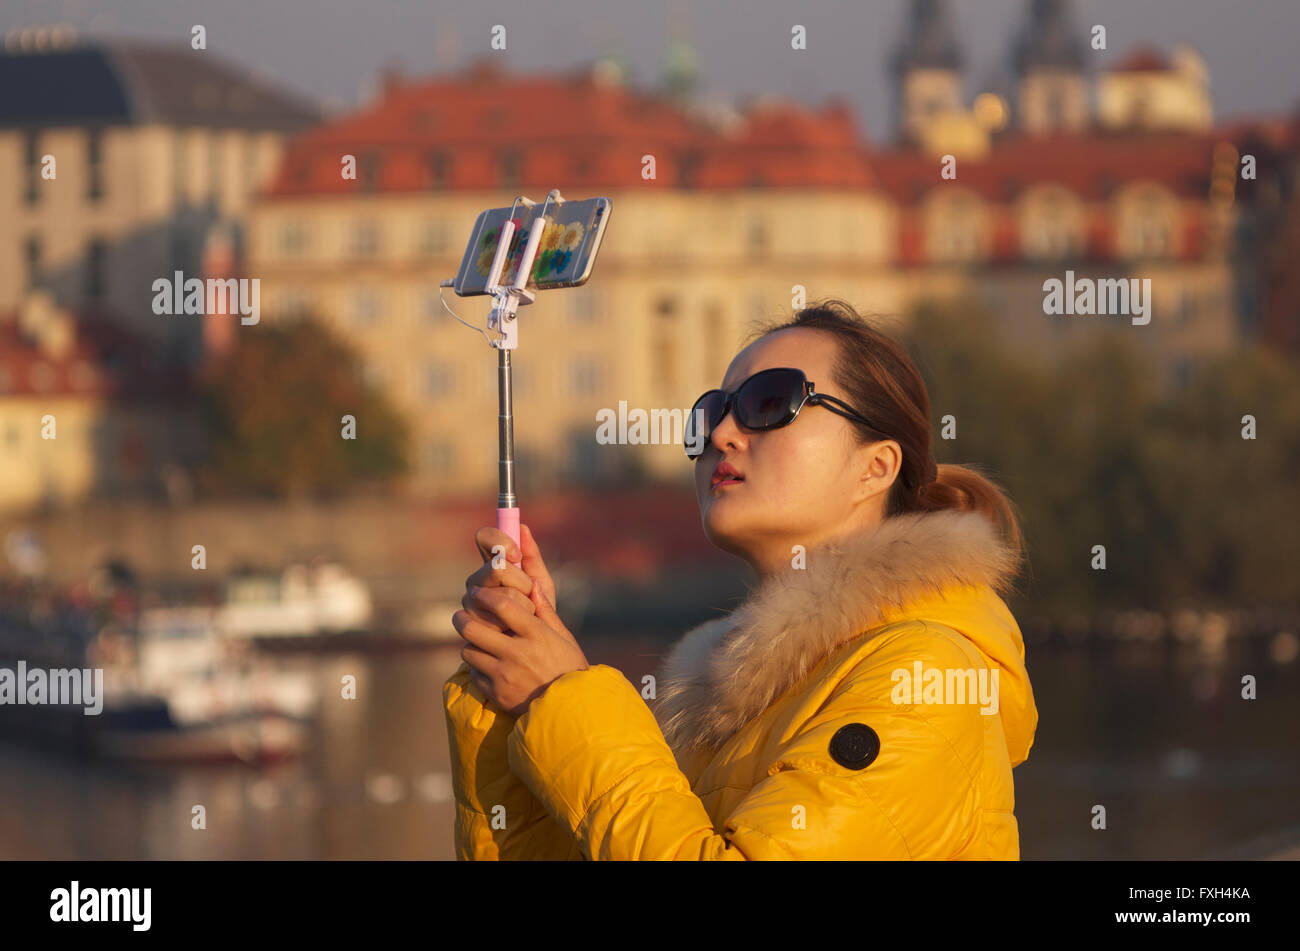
[443,509,1038,860]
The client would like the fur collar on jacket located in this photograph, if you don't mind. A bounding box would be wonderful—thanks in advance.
[651,509,1020,758]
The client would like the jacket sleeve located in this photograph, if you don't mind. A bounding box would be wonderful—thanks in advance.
[442,660,583,860]
[507,650,985,860]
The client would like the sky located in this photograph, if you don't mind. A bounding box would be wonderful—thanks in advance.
[2,0,1298,141]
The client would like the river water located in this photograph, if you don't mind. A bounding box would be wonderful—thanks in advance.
[1,635,1297,860]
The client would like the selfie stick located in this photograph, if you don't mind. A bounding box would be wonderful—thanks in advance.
[483,190,564,569]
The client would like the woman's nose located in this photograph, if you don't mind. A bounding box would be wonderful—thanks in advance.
[710,408,744,453]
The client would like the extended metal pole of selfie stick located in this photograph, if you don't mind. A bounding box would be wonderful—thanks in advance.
[484,189,564,569]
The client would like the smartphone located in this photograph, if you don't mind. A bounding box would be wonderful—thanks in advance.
[453,196,611,296]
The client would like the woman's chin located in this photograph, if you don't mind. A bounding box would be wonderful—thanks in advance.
[702,501,748,552]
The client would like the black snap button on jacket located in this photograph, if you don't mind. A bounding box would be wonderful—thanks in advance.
[829,723,880,770]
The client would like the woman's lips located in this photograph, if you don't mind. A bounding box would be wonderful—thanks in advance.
[712,462,744,487]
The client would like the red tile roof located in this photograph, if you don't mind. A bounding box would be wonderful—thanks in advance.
[0,309,188,400]
[1112,46,1172,73]
[264,59,875,197]
[871,129,1228,204]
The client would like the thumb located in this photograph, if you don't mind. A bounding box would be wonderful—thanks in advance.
[529,581,574,641]
[520,524,557,605]
[529,580,558,621]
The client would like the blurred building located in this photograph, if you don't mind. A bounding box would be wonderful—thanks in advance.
[248,57,899,494]
[0,291,197,511]
[3,7,1295,508]
[881,0,1286,387]
[248,2,1296,497]
[0,26,320,364]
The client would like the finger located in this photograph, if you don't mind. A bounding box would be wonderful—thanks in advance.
[462,583,535,625]
[520,524,557,606]
[474,527,521,568]
[528,583,563,630]
[465,559,535,599]
[528,583,580,647]
[464,584,537,634]
[452,610,515,657]
[454,605,502,639]
[460,642,499,676]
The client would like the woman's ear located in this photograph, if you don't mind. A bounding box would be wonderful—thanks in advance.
[854,439,902,504]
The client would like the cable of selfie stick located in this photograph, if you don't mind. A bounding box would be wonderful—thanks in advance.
[438,282,502,346]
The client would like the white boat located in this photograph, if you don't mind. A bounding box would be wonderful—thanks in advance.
[91,606,319,763]
[218,562,373,639]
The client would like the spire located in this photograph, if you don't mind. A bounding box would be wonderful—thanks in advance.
[1013,0,1086,73]
[892,0,963,74]
[661,36,698,103]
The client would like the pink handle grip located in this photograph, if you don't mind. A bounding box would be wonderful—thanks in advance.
[496,506,522,568]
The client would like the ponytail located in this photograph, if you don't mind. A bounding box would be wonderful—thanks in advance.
[920,463,1024,569]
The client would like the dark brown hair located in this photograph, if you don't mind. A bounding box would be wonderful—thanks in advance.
[752,298,1024,565]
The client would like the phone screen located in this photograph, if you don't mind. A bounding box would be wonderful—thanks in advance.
[454,197,611,296]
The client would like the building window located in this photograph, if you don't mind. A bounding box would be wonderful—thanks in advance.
[1117,186,1177,260]
[350,221,380,257]
[281,289,311,319]
[429,439,456,474]
[87,128,104,202]
[1021,188,1083,260]
[417,220,448,256]
[171,230,190,271]
[571,289,600,323]
[1134,207,1171,257]
[25,130,40,205]
[569,429,599,481]
[747,215,768,255]
[927,192,986,262]
[353,288,383,325]
[652,296,679,393]
[500,149,522,187]
[570,358,602,398]
[678,150,702,188]
[1045,86,1066,129]
[243,137,259,193]
[704,301,725,377]
[84,239,106,301]
[174,132,187,201]
[25,235,41,290]
[208,134,223,207]
[425,361,456,398]
[1178,286,1197,327]
[280,221,307,256]
[360,152,382,192]
[428,150,451,189]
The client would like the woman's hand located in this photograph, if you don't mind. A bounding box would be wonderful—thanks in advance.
[452,523,589,717]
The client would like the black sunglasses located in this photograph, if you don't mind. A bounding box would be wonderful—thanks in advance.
[684,367,889,459]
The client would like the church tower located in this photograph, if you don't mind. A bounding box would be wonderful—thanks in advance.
[892,0,965,146]
[1012,0,1090,133]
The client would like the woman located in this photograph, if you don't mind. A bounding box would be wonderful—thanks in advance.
[445,298,1038,860]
